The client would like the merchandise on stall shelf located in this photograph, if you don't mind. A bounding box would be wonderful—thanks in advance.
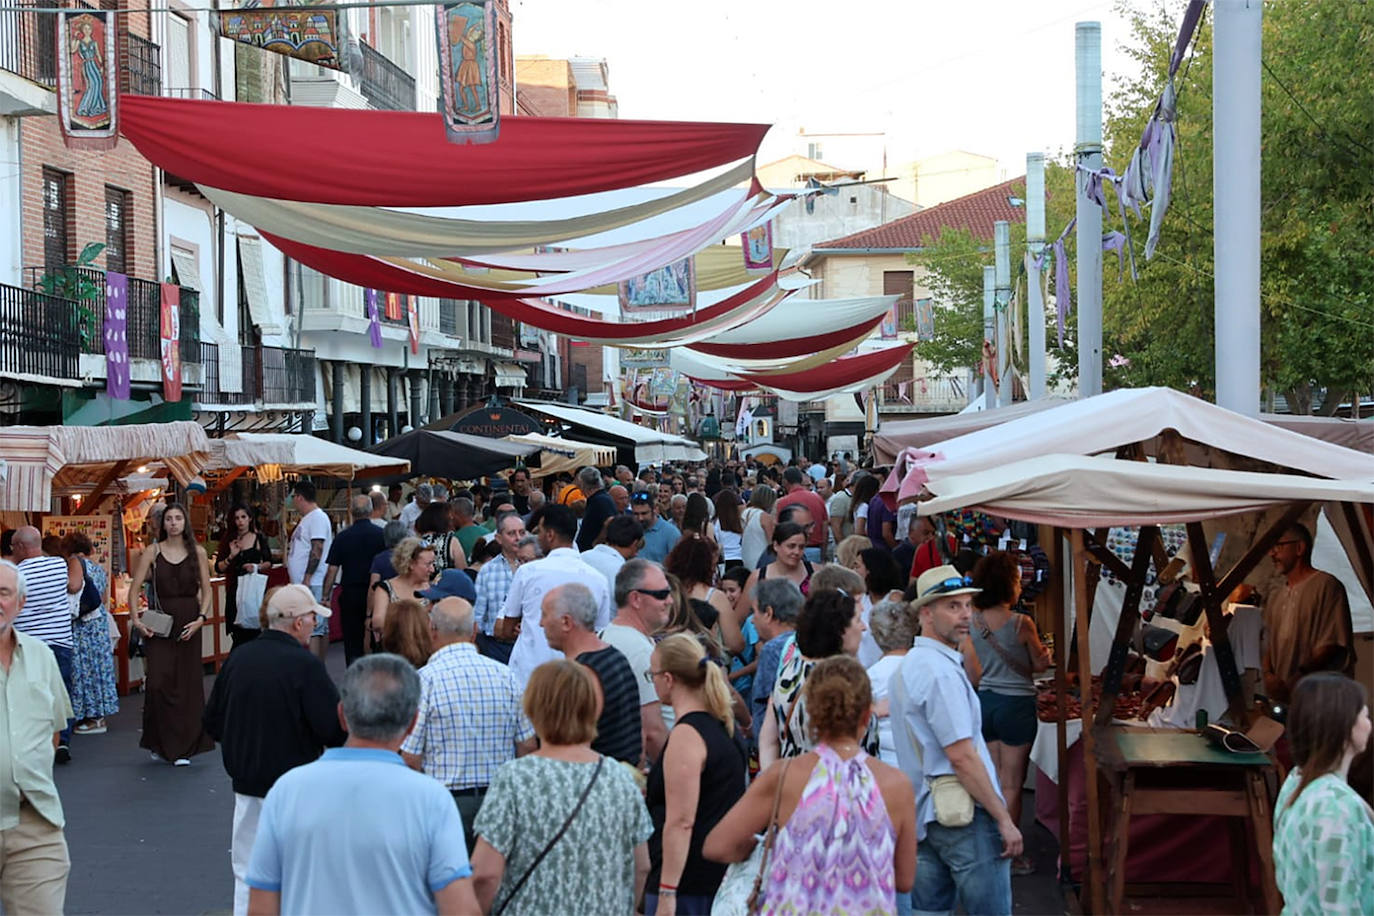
[1036,675,1148,722]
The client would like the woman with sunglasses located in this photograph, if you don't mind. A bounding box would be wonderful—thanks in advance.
[216,504,273,650]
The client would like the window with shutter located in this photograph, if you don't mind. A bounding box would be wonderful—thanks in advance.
[104,186,129,275]
[42,168,71,272]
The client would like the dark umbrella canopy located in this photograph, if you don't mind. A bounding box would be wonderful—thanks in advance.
[365,429,541,481]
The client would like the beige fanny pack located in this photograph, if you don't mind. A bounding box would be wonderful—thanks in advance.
[892,662,976,828]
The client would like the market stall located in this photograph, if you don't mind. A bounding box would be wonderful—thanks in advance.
[368,428,542,481]
[501,432,617,479]
[915,452,1374,913]
[515,399,706,465]
[206,432,412,484]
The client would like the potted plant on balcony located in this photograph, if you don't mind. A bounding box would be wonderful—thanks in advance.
[36,241,105,351]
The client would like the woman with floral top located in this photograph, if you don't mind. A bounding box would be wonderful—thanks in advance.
[1272,672,1373,914]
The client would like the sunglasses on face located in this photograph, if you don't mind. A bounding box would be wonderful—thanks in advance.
[631,493,653,504]
[921,575,973,598]
[633,587,672,600]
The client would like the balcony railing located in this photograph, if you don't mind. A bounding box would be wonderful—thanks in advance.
[0,6,56,88]
[261,344,315,405]
[0,282,78,381]
[357,40,414,111]
[123,32,160,96]
[200,342,316,407]
[25,266,200,366]
[881,376,967,412]
[439,298,462,336]
[163,86,217,101]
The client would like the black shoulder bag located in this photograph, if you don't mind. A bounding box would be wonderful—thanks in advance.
[493,756,605,916]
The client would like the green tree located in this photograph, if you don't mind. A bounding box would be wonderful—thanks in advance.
[914,0,1374,412]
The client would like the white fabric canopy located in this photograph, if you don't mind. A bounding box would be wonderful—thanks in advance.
[692,294,898,346]
[208,433,410,482]
[515,401,706,464]
[503,433,617,478]
[873,398,1073,463]
[918,454,1374,527]
[885,387,1374,506]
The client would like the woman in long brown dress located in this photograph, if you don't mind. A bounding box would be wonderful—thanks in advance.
[128,502,215,766]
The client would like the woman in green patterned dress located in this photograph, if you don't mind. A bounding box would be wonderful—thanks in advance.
[1271,672,1372,914]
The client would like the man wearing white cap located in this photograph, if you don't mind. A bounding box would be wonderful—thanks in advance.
[204,584,347,916]
[890,565,1022,916]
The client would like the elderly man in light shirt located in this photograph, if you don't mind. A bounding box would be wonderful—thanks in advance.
[890,564,1022,916]
[495,505,612,686]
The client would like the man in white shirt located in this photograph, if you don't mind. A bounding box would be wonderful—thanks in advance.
[286,481,334,662]
[397,483,432,535]
[495,505,612,687]
[599,558,672,764]
[581,516,642,593]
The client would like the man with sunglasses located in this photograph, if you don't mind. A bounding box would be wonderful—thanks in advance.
[600,559,673,765]
[1261,522,1354,703]
[891,565,1021,916]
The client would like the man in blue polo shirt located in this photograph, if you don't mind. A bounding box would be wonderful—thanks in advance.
[631,492,679,564]
[245,654,477,915]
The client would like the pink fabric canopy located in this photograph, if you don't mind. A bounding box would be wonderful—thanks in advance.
[119,95,770,207]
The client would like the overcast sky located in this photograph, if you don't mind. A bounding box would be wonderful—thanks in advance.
[512,0,1145,176]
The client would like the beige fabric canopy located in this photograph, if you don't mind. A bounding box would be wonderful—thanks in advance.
[0,422,211,513]
[501,433,616,479]
[919,454,1374,527]
[207,433,411,483]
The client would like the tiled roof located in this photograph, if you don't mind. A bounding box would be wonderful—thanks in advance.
[815,176,1026,251]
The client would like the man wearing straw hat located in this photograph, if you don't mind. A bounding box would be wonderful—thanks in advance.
[891,564,1022,916]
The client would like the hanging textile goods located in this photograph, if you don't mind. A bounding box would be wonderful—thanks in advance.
[215,0,349,70]
[118,94,770,208]
[56,8,118,150]
[435,0,500,144]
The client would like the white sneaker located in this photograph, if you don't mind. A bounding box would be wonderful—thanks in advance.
[150,752,163,762]
[173,758,191,767]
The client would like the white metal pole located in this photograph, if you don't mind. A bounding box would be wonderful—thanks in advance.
[1075,21,1103,398]
[1026,152,1047,399]
[982,265,995,408]
[994,220,1013,406]
[1213,0,1262,416]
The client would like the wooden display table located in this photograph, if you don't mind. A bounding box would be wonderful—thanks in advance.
[1098,727,1280,914]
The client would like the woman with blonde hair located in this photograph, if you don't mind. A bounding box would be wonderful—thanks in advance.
[473,660,652,915]
[380,597,432,669]
[643,634,748,915]
[369,537,435,649]
[705,656,916,914]
[836,534,872,573]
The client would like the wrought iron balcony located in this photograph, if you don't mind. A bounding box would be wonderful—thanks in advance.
[123,31,160,96]
[163,86,217,101]
[25,266,200,366]
[0,6,56,89]
[357,40,414,111]
[0,282,79,382]
[200,341,316,407]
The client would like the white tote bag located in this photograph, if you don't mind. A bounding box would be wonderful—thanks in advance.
[235,572,268,629]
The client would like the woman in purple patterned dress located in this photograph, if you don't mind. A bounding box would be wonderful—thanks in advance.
[705,655,916,915]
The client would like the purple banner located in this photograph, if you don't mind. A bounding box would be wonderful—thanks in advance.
[365,288,383,348]
[103,271,130,399]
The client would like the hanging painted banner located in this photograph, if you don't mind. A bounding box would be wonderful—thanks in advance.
[56,9,118,151]
[217,0,346,70]
[159,284,183,402]
[914,297,935,341]
[406,295,420,354]
[741,221,773,274]
[384,291,403,321]
[104,271,130,400]
[618,257,696,315]
[435,1,500,144]
[365,288,383,348]
[879,303,898,340]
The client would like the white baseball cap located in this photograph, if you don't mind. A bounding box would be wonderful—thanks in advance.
[267,583,332,620]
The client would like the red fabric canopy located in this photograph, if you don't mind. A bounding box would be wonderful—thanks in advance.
[690,315,885,359]
[689,344,914,392]
[119,95,770,207]
[264,230,780,339]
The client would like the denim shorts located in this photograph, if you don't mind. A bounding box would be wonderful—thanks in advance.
[978,690,1037,747]
[307,582,330,637]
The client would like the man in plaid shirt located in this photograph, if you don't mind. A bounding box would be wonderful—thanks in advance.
[401,597,535,853]
[473,512,527,664]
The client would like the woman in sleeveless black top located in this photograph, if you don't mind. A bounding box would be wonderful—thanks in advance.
[644,634,747,915]
[215,504,272,648]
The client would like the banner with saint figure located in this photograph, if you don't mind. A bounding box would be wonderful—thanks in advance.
[160,284,183,402]
[56,9,118,150]
[217,0,346,70]
[435,1,500,144]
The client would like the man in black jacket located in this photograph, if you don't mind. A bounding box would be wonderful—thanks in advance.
[204,584,347,916]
